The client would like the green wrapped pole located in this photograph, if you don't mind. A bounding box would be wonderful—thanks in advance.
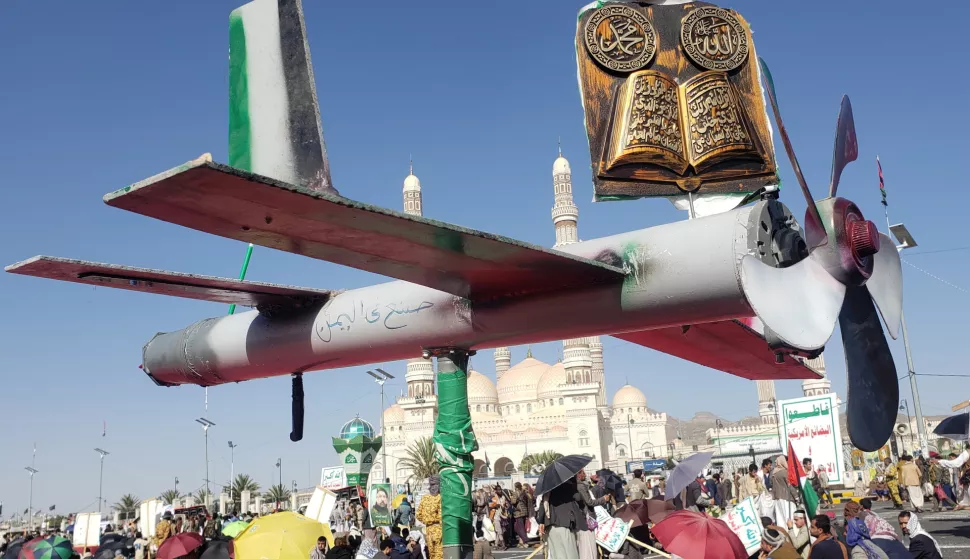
[227,243,255,315]
[433,352,478,559]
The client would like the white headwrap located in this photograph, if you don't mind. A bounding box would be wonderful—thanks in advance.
[906,513,941,555]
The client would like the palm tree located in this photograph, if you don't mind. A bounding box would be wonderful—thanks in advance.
[160,489,181,505]
[224,474,260,506]
[265,484,291,506]
[114,494,140,520]
[194,488,213,505]
[398,437,440,483]
[519,451,564,474]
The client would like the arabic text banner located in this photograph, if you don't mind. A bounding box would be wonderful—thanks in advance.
[721,497,761,555]
[778,394,845,485]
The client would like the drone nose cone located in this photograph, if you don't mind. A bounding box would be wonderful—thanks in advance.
[850,219,880,258]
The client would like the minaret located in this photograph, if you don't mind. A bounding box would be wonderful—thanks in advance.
[405,357,435,398]
[589,337,606,406]
[757,380,778,424]
[551,142,579,248]
[801,353,832,397]
[494,347,511,381]
[403,159,422,216]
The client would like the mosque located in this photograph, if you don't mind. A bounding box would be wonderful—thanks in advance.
[368,151,830,488]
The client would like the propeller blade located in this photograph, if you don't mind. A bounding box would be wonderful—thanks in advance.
[828,95,859,198]
[840,284,899,452]
[866,233,903,339]
[758,58,827,249]
[739,254,845,351]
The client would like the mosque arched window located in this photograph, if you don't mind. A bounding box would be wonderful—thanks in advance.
[476,405,481,412]
[559,398,564,405]
[516,404,521,414]
[579,430,589,447]
[527,404,532,413]
[617,446,626,458]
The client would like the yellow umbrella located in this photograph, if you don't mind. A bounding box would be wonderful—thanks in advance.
[235,511,334,559]
[390,493,407,510]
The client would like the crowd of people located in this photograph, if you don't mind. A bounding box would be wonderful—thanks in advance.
[874,452,970,513]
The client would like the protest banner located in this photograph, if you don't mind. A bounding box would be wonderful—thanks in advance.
[593,506,631,553]
[720,497,762,555]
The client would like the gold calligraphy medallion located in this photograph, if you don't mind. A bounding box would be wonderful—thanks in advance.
[680,7,749,71]
[584,5,657,73]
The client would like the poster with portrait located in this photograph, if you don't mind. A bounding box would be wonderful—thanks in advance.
[369,483,392,527]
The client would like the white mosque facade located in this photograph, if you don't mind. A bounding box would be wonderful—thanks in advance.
[370,152,675,487]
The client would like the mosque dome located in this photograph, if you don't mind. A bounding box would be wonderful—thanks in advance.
[383,404,405,426]
[553,156,571,175]
[612,384,647,410]
[339,416,375,439]
[537,362,567,400]
[467,369,499,406]
[403,173,421,192]
[496,356,549,404]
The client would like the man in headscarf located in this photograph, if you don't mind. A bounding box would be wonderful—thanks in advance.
[899,456,924,513]
[575,469,611,559]
[759,525,800,559]
[416,476,442,559]
[897,512,942,559]
[882,458,903,509]
[536,477,583,559]
[852,500,909,559]
[788,511,811,559]
[845,518,888,559]
[771,456,796,529]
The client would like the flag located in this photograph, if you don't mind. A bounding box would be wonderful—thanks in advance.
[787,441,819,518]
[876,156,887,207]
[103,420,106,437]
[49,505,55,511]
[23,508,28,515]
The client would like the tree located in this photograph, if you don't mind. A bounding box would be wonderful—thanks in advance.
[519,451,564,475]
[194,488,213,505]
[398,437,440,483]
[224,474,260,506]
[114,494,140,520]
[265,484,291,506]
[160,490,181,505]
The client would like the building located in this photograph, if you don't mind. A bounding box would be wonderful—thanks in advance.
[370,150,677,488]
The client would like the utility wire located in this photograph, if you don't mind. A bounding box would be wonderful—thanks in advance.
[903,246,970,257]
[901,259,970,295]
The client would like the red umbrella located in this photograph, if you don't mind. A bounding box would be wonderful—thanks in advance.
[615,499,676,527]
[652,510,747,559]
[157,533,204,559]
[18,537,45,559]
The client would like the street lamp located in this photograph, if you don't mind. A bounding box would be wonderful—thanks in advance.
[25,467,38,530]
[366,368,395,482]
[94,448,109,513]
[275,459,282,508]
[714,420,724,456]
[627,415,635,463]
[899,400,914,453]
[196,418,216,497]
[766,399,782,449]
[890,223,929,455]
[228,441,238,504]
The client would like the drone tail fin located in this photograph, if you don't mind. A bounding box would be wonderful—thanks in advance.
[229,0,336,194]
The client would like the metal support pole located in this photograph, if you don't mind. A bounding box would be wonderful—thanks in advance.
[196,418,215,499]
[900,400,913,453]
[627,415,635,463]
[99,457,104,512]
[900,312,929,455]
[715,420,723,456]
[381,384,387,482]
[228,442,237,505]
[25,467,38,531]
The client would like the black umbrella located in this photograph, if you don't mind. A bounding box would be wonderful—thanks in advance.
[200,540,233,559]
[95,541,128,559]
[596,469,626,502]
[2,538,25,559]
[99,534,125,547]
[535,455,592,496]
[933,412,969,440]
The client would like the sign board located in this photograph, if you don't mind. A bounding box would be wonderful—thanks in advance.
[626,459,665,473]
[320,467,347,491]
[593,506,630,553]
[720,497,761,555]
[369,483,392,527]
[779,394,845,485]
[72,513,101,550]
[304,486,338,526]
[720,436,781,456]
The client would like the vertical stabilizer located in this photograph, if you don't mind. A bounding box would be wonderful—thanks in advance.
[229,0,337,194]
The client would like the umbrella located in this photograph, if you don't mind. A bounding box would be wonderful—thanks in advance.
[663,451,713,502]
[200,541,234,559]
[31,537,73,559]
[2,538,25,559]
[157,533,204,559]
[100,534,125,547]
[652,510,747,559]
[595,469,626,503]
[535,455,592,496]
[235,512,333,559]
[390,494,408,510]
[18,537,45,559]
[95,541,127,559]
[933,412,969,440]
[615,499,676,527]
[221,521,249,539]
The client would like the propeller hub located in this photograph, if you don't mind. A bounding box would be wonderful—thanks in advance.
[848,219,880,259]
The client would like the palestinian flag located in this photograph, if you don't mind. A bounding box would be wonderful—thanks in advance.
[787,441,819,518]
[229,0,335,194]
[876,156,887,207]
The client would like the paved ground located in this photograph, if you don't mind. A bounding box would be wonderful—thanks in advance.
[491,501,970,558]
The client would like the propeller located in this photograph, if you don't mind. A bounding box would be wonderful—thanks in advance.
[755,59,903,452]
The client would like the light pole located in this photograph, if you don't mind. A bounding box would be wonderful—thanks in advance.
[890,223,929,455]
[767,399,781,450]
[228,441,237,504]
[94,448,109,513]
[900,400,914,453]
[25,467,38,530]
[366,368,395,482]
[196,418,216,497]
[627,415,635,463]
[175,477,179,494]
[275,459,282,509]
[714,420,724,456]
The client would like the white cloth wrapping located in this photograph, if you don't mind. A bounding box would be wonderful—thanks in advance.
[906,485,924,509]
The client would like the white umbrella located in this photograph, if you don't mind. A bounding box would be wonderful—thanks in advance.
[663,452,713,502]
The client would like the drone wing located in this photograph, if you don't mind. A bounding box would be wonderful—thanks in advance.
[6,255,331,310]
[103,159,626,301]
[614,319,821,380]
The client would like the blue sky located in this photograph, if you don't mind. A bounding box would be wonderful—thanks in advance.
[1,0,967,514]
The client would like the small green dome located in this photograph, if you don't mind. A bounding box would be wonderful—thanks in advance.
[340,416,375,439]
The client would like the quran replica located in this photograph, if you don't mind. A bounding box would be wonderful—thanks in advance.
[6,2,908,559]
